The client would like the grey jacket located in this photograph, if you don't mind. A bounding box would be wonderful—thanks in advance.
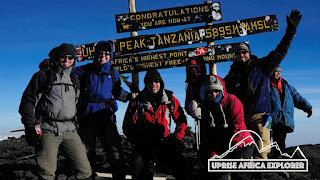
[19,67,79,135]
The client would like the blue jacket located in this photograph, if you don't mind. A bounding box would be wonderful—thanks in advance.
[224,30,296,117]
[73,41,129,122]
[271,79,312,133]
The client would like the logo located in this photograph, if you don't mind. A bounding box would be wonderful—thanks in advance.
[208,130,308,172]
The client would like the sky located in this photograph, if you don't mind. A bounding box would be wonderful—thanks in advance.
[0,0,319,147]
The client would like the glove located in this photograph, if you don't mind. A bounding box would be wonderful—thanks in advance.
[286,9,302,32]
[112,80,122,98]
[39,58,52,71]
[188,100,202,120]
[211,152,217,157]
[306,108,312,118]
[25,126,41,147]
[134,122,165,145]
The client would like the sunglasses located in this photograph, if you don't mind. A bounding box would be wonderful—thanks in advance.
[206,89,220,94]
[60,55,74,60]
[99,51,111,55]
[147,79,161,84]
[235,50,248,55]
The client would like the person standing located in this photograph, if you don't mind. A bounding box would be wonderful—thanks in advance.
[224,10,302,160]
[123,69,188,180]
[19,43,92,180]
[73,41,130,180]
[189,75,253,179]
[270,66,312,157]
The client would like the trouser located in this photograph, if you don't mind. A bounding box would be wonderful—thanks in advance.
[200,145,254,180]
[132,138,189,180]
[245,113,271,159]
[271,129,287,158]
[35,131,92,180]
[79,120,125,180]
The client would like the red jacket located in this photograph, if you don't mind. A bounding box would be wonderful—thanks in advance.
[217,75,253,147]
[200,75,253,157]
[123,90,187,140]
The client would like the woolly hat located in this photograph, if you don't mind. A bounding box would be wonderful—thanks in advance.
[144,68,164,96]
[94,41,113,62]
[49,43,76,60]
[204,75,224,94]
[186,56,207,83]
[144,68,163,84]
[236,42,250,52]
[273,66,282,72]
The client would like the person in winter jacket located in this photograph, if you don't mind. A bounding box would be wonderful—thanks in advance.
[185,56,207,118]
[224,10,302,159]
[270,66,312,157]
[123,68,188,180]
[189,75,254,179]
[72,41,130,180]
[19,43,92,180]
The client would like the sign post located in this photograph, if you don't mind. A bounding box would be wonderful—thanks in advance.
[129,0,140,97]
[206,1,216,75]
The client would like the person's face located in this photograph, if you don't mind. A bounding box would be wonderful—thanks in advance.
[207,89,220,99]
[148,79,161,94]
[273,71,281,80]
[60,55,74,68]
[236,50,250,63]
[98,51,111,64]
[188,65,201,83]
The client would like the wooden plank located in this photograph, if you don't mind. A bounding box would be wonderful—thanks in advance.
[113,15,278,55]
[115,2,222,33]
[112,42,246,73]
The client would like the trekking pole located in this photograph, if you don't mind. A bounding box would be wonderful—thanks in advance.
[195,119,200,151]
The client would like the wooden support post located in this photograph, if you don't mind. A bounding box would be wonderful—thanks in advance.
[129,0,139,98]
[206,1,217,75]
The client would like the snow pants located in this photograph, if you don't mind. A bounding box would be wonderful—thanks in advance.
[35,131,92,180]
[79,119,126,180]
[245,113,271,159]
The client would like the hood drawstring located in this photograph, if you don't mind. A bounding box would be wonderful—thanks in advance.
[208,104,228,128]
[209,111,215,128]
[220,104,228,128]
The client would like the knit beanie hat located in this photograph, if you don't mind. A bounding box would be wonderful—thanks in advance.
[94,41,113,62]
[204,75,224,94]
[186,56,207,83]
[144,68,163,84]
[59,43,76,57]
[273,66,282,72]
[48,43,76,68]
[143,69,165,105]
[236,42,250,52]
[49,43,76,61]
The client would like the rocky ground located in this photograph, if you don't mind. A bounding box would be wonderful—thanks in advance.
[0,127,319,180]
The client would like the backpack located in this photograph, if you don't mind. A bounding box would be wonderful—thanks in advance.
[41,68,80,97]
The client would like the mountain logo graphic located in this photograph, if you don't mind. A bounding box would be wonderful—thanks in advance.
[208,130,308,172]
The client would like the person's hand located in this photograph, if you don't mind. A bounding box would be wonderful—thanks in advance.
[188,100,202,120]
[306,108,312,118]
[286,9,302,30]
[25,126,41,147]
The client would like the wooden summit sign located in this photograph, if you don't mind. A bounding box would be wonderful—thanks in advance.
[113,15,278,56]
[112,42,245,73]
[115,2,222,33]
